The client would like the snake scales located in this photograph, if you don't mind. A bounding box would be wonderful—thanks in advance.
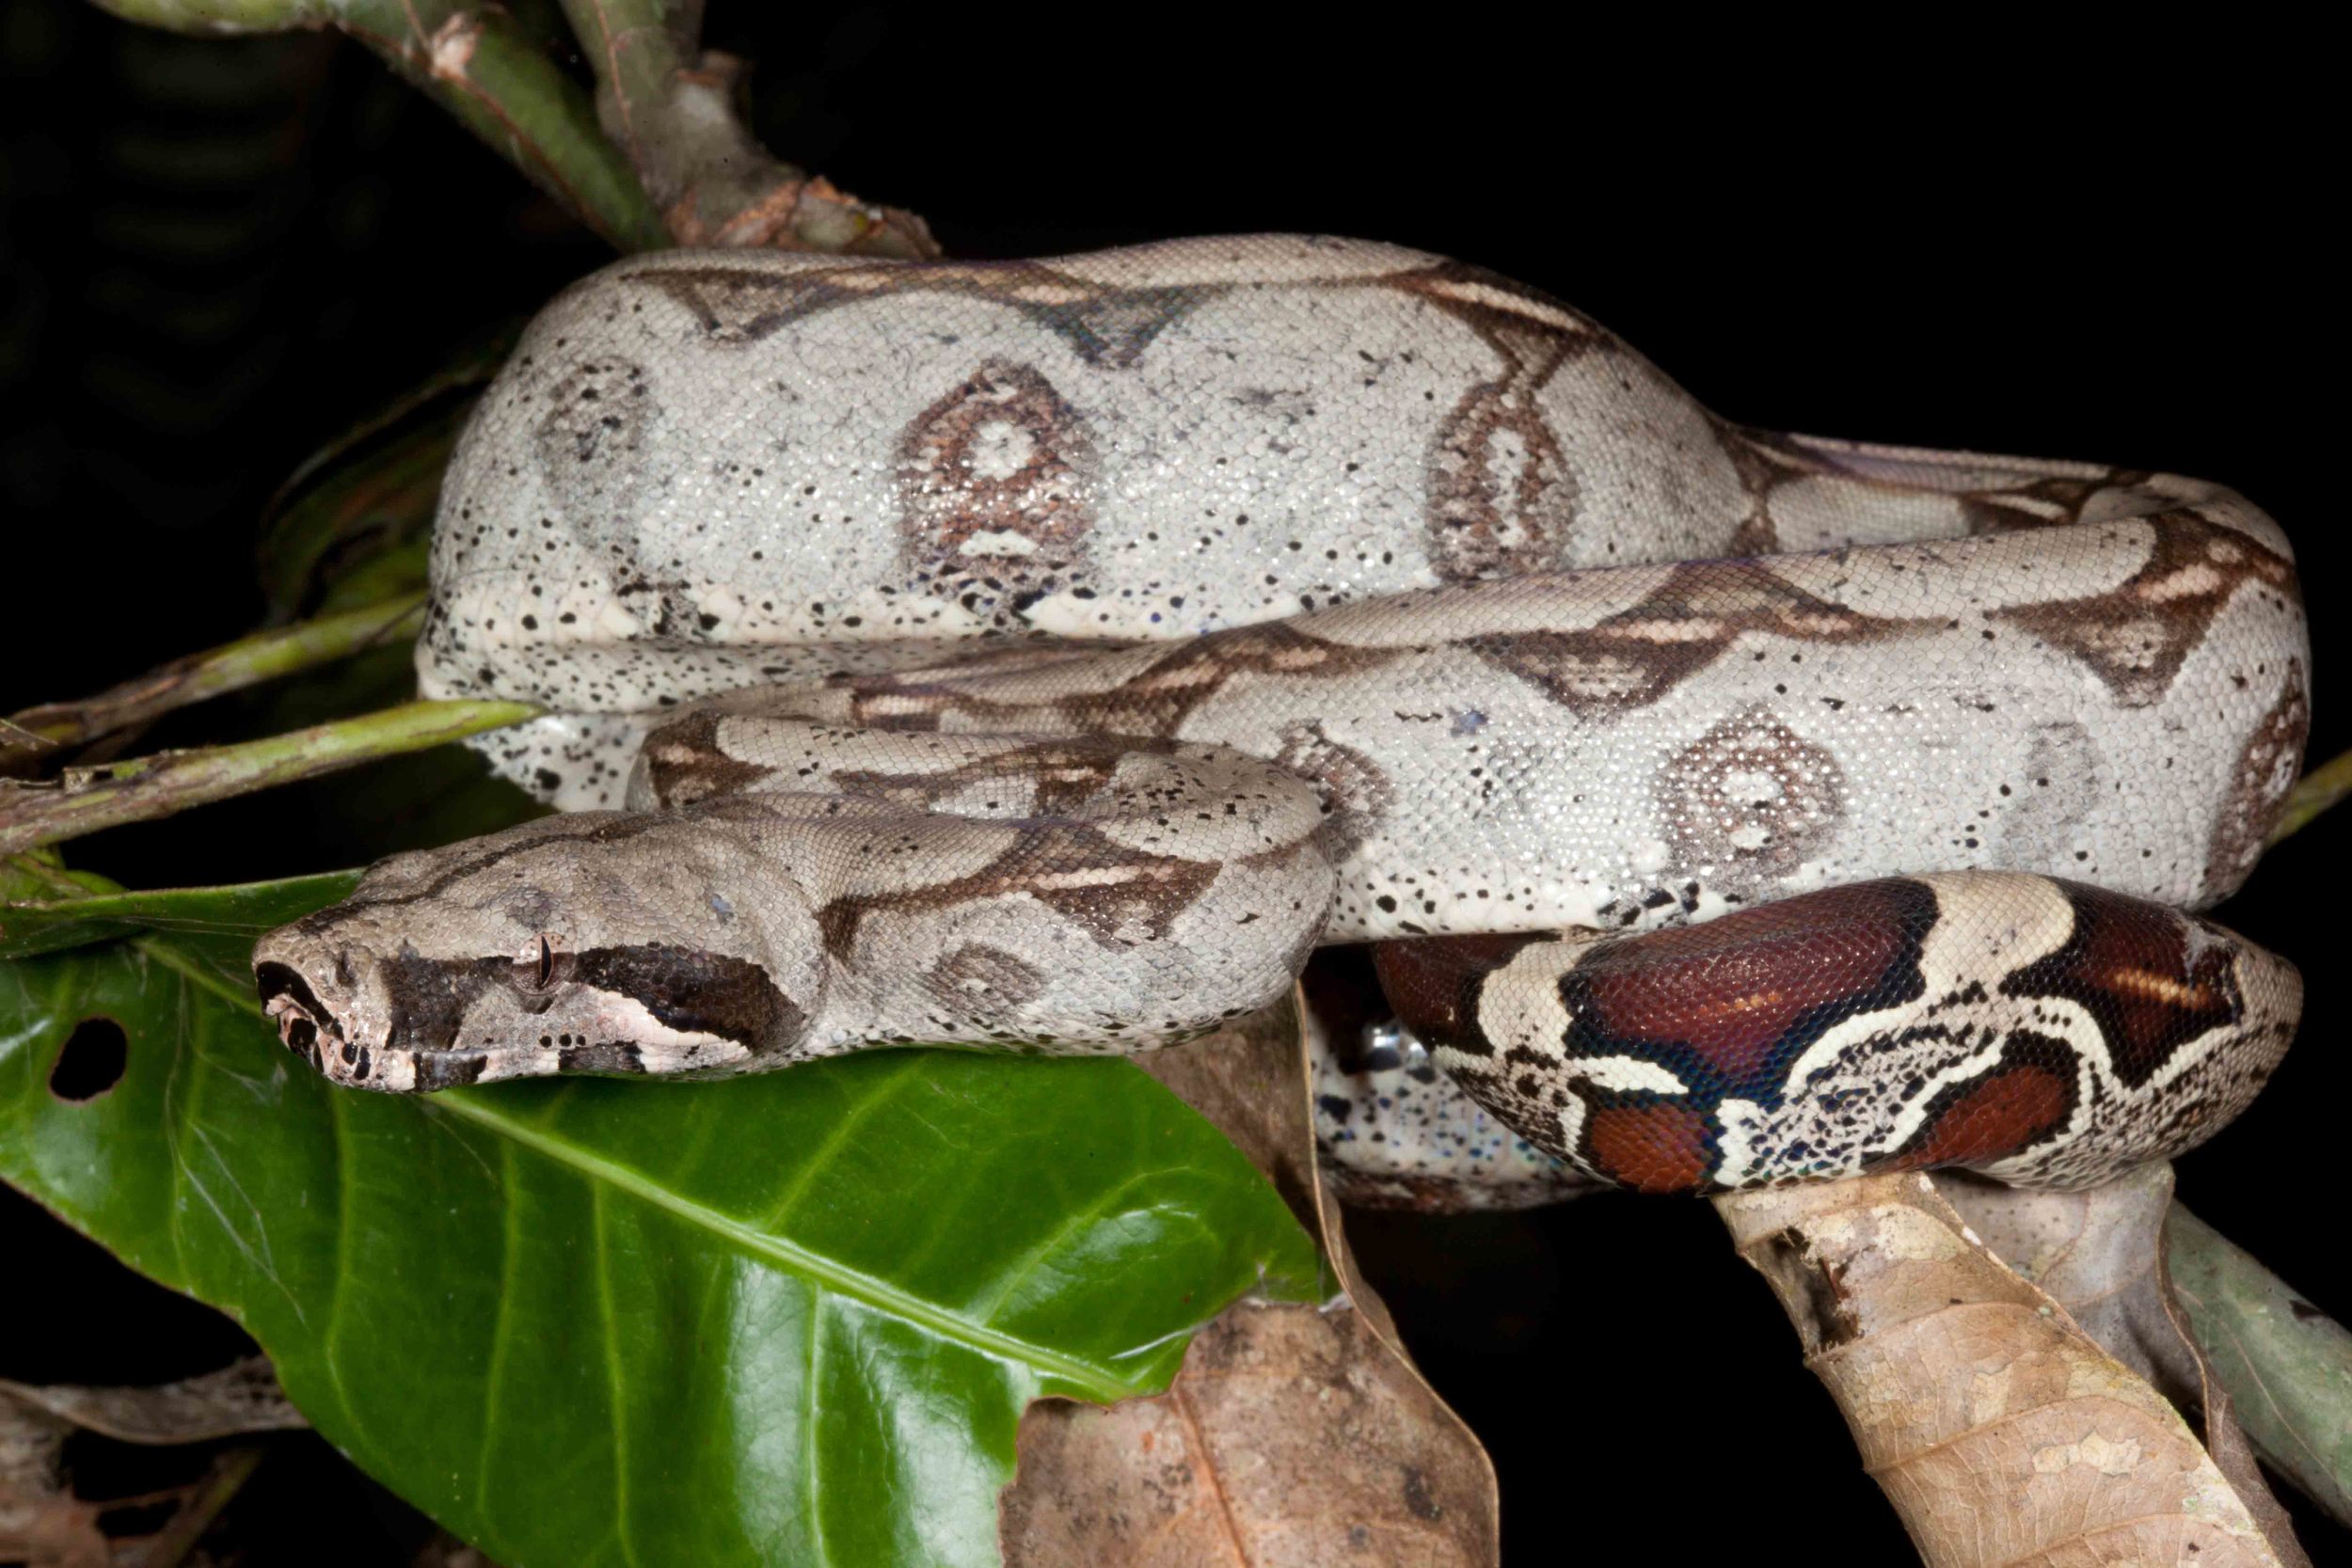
[254,235,2307,1195]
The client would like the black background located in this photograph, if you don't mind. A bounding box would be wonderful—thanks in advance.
[4,4,2344,1561]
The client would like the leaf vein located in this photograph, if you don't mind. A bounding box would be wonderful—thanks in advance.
[429,1089,1140,1401]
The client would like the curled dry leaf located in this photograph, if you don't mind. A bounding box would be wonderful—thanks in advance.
[0,1355,306,1447]
[1,1382,265,1568]
[1717,1170,2300,1568]
[1932,1167,2196,1396]
[1001,997,1499,1567]
[1000,1301,1491,1568]
[1934,1167,2311,1558]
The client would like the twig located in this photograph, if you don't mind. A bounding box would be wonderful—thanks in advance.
[88,0,669,252]
[3,594,425,771]
[0,699,540,854]
[556,0,937,253]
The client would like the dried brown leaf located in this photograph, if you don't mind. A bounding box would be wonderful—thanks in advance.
[1718,1170,2299,1568]
[1003,997,1498,1566]
[4,1362,285,1568]
[1935,1168,2310,1558]
[1001,1300,1491,1568]
[0,1355,305,1446]
[1934,1167,2191,1392]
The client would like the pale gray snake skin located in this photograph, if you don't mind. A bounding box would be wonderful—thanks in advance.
[253,235,2307,1196]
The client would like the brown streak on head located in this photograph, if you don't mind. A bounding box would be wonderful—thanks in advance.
[570,942,800,1052]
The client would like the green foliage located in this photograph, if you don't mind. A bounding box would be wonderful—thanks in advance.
[0,869,360,959]
[2168,1206,2352,1520]
[0,887,1321,1567]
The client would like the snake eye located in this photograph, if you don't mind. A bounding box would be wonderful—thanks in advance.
[517,934,561,991]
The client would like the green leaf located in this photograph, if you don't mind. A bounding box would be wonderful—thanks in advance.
[0,896,1319,1568]
[0,871,362,959]
[2167,1204,2352,1522]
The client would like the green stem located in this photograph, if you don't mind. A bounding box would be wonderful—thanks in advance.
[2267,749,2352,847]
[0,700,540,854]
[2168,1205,2352,1524]
[88,0,668,252]
[4,594,426,768]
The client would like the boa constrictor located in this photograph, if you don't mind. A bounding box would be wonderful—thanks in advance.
[253,235,2308,1196]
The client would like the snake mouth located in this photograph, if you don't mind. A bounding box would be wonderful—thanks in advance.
[253,962,704,1091]
[254,958,450,1091]
[252,942,768,1092]
[255,995,476,1093]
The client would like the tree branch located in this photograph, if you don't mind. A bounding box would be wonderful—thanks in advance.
[0,700,539,854]
[555,0,937,253]
[3,594,426,773]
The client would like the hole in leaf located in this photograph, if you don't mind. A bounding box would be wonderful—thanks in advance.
[51,1016,128,1102]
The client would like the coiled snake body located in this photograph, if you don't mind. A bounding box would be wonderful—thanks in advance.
[254,236,2307,1195]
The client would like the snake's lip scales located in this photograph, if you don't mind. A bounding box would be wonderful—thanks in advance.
[256,1004,755,1095]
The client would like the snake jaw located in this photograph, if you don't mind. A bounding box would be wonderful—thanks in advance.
[252,939,405,1090]
[252,931,526,1093]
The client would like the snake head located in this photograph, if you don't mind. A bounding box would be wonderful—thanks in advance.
[251,804,823,1092]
